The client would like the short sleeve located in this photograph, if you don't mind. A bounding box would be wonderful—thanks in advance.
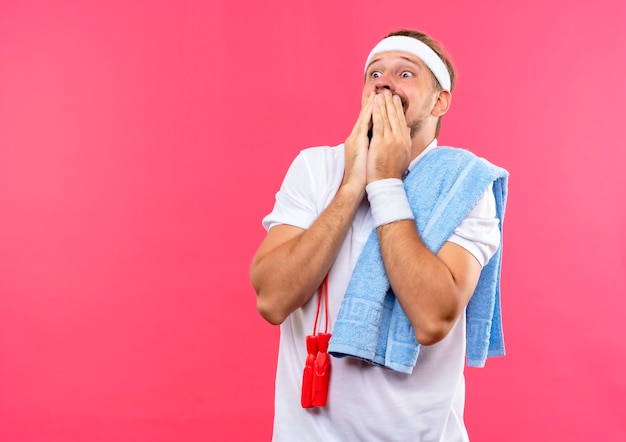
[261,150,319,232]
[446,182,501,267]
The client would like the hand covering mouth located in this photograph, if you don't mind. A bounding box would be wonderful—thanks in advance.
[374,91,408,113]
[396,94,409,113]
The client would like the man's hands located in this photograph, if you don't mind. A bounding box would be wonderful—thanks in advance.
[253,91,412,325]
[343,92,375,194]
[343,90,412,190]
[342,90,481,346]
[368,90,412,182]
[252,88,480,338]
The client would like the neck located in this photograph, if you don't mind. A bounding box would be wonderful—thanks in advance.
[410,132,437,161]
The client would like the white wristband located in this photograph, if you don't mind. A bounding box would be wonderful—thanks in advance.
[366,178,415,228]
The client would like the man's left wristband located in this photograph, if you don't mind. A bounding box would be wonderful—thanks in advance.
[366,178,414,228]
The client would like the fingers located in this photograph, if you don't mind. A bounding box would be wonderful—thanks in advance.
[346,92,375,146]
[371,94,383,138]
[391,94,406,133]
[368,91,411,182]
[343,92,375,189]
[357,91,376,132]
[380,91,407,136]
[372,91,408,140]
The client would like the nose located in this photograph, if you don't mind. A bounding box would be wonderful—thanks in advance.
[374,72,395,93]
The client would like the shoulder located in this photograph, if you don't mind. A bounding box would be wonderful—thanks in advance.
[423,146,508,179]
[422,146,479,167]
[290,144,345,182]
[297,144,344,165]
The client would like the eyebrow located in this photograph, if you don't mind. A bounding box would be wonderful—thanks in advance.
[366,55,423,72]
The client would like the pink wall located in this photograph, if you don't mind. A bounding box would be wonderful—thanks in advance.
[1,1,625,440]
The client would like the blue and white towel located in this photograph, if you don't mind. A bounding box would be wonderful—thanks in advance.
[328,147,509,374]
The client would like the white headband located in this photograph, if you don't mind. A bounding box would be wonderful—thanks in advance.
[364,36,451,91]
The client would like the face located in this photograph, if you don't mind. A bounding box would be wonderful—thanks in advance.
[363,51,440,138]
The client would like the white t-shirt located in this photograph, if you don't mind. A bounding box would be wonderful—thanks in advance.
[262,141,500,441]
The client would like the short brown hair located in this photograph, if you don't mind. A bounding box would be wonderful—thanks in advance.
[385,29,456,136]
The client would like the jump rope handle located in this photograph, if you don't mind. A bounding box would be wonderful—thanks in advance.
[311,332,331,407]
[301,335,319,408]
[300,275,331,408]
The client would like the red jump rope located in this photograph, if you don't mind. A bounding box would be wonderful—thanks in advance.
[300,274,331,408]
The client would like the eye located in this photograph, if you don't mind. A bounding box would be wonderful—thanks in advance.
[401,71,414,78]
[370,71,382,79]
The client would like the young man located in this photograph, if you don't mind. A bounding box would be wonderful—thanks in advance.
[250,29,508,441]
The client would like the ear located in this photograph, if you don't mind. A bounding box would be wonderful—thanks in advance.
[431,90,452,117]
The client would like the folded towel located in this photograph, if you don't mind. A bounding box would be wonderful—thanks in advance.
[328,147,509,373]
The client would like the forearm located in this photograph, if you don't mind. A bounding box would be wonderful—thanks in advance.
[251,183,364,325]
[377,220,475,345]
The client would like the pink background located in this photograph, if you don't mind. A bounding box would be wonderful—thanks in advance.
[1,0,625,440]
